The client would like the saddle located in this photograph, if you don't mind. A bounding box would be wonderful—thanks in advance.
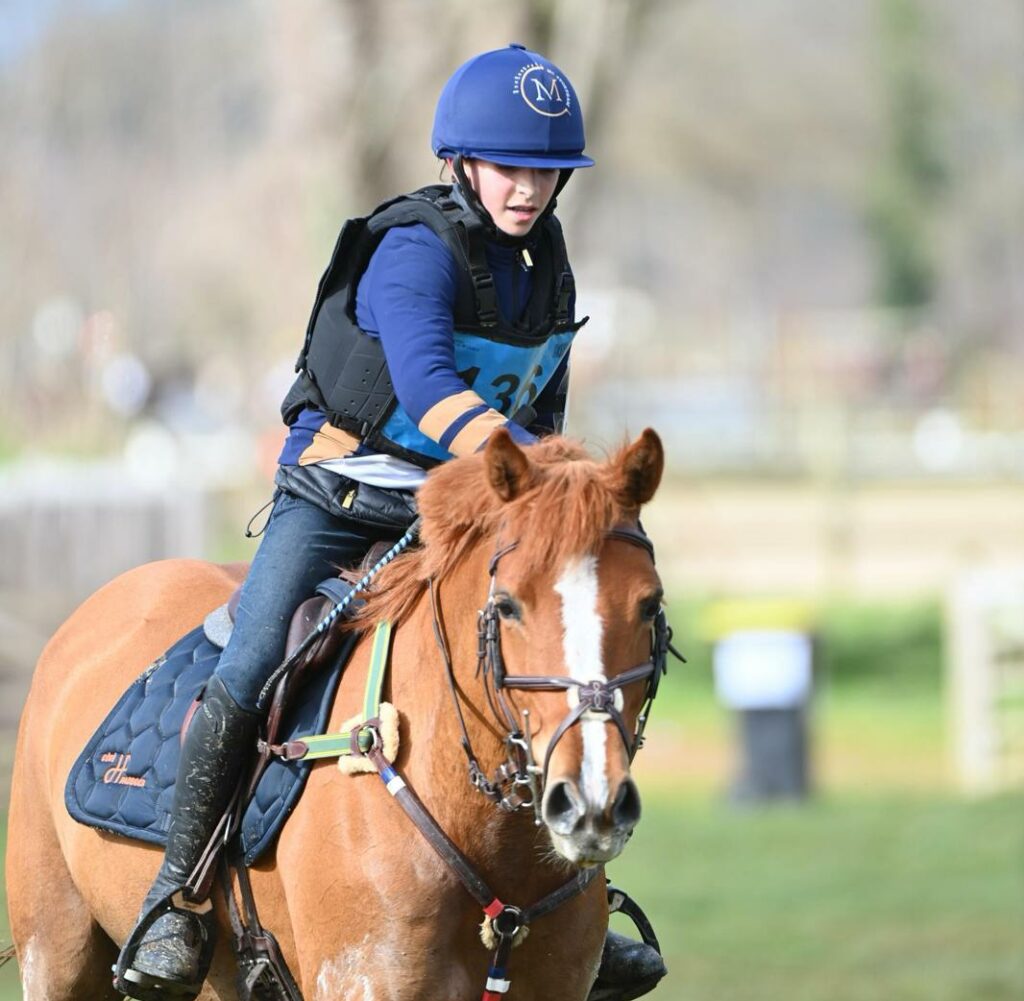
[69,541,409,1001]
[65,541,394,865]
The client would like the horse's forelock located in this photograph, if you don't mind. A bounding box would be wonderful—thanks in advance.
[356,437,637,624]
[502,458,623,577]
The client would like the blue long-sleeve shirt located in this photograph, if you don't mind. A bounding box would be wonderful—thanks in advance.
[279,221,570,473]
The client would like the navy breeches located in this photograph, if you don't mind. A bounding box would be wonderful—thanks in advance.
[212,489,401,712]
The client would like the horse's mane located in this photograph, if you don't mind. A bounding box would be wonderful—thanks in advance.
[355,436,639,625]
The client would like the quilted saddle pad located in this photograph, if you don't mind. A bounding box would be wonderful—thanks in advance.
[65,609,357,866]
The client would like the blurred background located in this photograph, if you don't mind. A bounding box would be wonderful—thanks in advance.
[1,0,1023,998]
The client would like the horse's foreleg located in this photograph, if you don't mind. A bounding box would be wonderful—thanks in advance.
[13,920,119,1001]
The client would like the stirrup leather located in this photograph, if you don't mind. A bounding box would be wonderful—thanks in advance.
[607,883,661,954]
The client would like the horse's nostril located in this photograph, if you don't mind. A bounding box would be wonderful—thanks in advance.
[542,779,585,835]
[611,778,642,829]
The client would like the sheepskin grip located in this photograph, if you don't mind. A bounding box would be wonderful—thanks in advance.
[480,916,530,950]
[336,702,400,775]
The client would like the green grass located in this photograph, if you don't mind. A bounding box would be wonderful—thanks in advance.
[608,791,1024,1001]
[605,609,1024,1000]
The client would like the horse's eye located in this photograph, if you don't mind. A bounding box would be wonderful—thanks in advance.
[640,595,663,621]
[494,595,521,621]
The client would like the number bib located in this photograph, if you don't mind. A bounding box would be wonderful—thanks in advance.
[379,327,577,463]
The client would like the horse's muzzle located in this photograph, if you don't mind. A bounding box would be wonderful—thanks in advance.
[541,775,642,865]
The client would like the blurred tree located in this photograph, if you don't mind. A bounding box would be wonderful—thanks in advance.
[3,0,1022,464]
[867,0,949,309]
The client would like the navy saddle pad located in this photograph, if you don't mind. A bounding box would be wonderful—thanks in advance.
[65,585,357,866]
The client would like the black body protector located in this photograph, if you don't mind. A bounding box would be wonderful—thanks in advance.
[281,185,579,468]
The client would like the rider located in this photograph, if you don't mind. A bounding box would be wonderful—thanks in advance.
[115,44,666,1001]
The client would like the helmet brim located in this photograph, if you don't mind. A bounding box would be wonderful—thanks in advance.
[444,149,595,169]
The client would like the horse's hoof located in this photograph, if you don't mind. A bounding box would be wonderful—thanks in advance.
[586,931,667,1001]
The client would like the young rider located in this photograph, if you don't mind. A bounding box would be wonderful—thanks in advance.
[115,44,666,1001]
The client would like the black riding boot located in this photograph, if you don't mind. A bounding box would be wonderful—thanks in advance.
[114,676,260,1001]
[588,931,668,1001]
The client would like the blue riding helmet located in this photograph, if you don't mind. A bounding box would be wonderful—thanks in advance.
[432,44,594,170]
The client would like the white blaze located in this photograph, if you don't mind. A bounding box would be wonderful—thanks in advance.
[554,554,608,807]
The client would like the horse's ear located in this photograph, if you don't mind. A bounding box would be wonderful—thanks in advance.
[484,428,533,502]
[614,428,664,507]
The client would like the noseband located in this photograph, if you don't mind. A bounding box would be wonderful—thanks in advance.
[431,525,677,822]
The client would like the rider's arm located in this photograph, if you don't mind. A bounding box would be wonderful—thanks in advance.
[356,224,537,455]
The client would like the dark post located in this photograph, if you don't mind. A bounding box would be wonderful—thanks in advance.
[706,600,815,804]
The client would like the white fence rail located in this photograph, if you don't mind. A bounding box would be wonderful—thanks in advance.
[947,568,1024,793]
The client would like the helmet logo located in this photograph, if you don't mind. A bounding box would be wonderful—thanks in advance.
[514,63,572,118]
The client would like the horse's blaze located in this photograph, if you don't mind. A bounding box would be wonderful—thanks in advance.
[546,554,638,864]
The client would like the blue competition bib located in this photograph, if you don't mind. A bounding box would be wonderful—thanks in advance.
[380,327,577,462]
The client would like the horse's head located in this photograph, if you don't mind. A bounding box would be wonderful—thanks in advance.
[408,429,666,867]
[479,430,664,865]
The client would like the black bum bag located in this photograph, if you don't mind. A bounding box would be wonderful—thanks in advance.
[274,463,418,533]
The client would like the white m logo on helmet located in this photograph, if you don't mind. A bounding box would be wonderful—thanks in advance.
[518,65,572,118]
[531,75,562,104]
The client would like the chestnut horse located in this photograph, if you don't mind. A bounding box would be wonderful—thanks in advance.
[7,428,665,1001]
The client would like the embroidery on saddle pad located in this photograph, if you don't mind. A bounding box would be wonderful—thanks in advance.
[64,619,357,867]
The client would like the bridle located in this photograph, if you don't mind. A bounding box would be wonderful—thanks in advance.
[431,523,679,823]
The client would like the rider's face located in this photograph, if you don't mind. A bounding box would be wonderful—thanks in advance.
[460,159,560,236]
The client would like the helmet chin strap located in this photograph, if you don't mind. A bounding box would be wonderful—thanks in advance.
[451,155,493,228]
[552,168,574,200]
[451,154,571,246]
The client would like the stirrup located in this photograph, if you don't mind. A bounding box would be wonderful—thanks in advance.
[608,883,661,953]
[113,890,215,1000]
[119,967,203,1000]
[586,885,667,1001]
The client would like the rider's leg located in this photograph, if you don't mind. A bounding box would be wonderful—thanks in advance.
[115,488,400,999]
[588,932,667,1001]
[117,675,260,999]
